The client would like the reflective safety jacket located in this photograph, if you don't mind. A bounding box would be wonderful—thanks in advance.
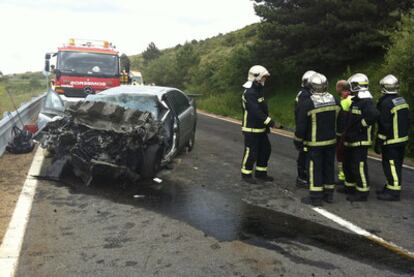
[337,95,353,137]
[377,94,410,146]
[343,93,379,147]
[241,82,272,133]
[295,93,340,147]
[294,87,311,120]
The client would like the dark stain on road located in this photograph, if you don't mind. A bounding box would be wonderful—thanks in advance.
[53,175,414,274]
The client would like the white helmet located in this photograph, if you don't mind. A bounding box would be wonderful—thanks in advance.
[348,73,369,93]
[301,70,317,88]
[380,74,399,94]
[309,73,328,95]
[247,65,270,84]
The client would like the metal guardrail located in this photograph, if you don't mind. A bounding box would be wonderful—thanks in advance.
[0,93,46,156]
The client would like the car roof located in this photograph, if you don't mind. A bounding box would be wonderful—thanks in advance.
[97,85,179,98]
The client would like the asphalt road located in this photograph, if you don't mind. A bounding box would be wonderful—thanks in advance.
[15,113,414,276]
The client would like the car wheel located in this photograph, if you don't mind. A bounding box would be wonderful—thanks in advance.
[139,144,163,180]
[186,127,196,152]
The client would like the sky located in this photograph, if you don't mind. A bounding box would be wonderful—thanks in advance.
[0,0,260,74]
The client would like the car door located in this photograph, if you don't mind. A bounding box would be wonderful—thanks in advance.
[166,90,195,149]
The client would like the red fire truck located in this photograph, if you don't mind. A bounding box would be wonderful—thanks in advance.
[44,39,124,101]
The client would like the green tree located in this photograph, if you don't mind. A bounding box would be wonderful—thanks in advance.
[142,42,161,64]
[253,0,413,75]
[383,11,414,156]
[176,43,200,87]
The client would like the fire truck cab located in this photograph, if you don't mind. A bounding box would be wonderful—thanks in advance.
[44,39,123,102]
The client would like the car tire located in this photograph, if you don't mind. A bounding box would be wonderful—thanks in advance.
[186,127,196,152]
[139,144,163,180]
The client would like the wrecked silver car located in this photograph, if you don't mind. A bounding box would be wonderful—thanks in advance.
[41,86,197,185]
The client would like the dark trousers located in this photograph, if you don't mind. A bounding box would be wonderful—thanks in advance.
[382,145,405,196]
[343,146,369,195]
[307,146,336,199]
[297,149,308,180]
[241,132,271,177]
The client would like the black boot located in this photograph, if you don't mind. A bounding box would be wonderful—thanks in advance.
[301,196,323,207]
[346,193,368,202]
[323,192,334,204]
[375,186,387,194]
[377,191,400,201]
[242,175,257,185]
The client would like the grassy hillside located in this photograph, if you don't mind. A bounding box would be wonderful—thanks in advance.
[0,72,47,117]
[131,25,385,130]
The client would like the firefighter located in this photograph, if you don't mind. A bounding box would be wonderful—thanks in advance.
[294,73,340,206]
[335,80,353,186]
[241,65,276,184]
[375,75,410,201]
[294,70,316,187]
[341,73,379,202]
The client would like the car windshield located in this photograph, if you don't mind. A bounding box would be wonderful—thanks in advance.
[58,51,118,77]
[86,94,160,119]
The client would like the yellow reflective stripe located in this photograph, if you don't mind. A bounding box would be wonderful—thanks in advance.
[378,134,387,140]
[338,162,345,181]
[242,95,248,128]
[258,97,265,103]
[344,141,372,147]
[358,161,369,192]
[384,136,409,145]
[345,182,356,188]
[242,127,266,133]
[344,126,372,147]
[391,103,409,113]
[307,105,340,116]
[304,139,336,147]
[361,119,368,127]
[351,109,362,115]
[311,113,317,142]
[386,160,401,191]
[255,166,267,172]
[242,147,250,168]
[390,103,409,143]
[241,169,253,175]
[324,184,335,190]
[264,117,272,125]
[309,160,323,192]
[367,126,372,144]
[393,109,399,140]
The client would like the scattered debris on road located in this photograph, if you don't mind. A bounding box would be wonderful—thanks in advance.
[41,101,163,185]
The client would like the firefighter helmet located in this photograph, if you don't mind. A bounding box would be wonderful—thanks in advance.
[309,73,328,95]
[247,65,270,83]
[380,74,399,94]
[348,73,369,93]
[301,70,317,88]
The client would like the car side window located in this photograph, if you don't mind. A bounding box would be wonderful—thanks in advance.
[170,90,190,115]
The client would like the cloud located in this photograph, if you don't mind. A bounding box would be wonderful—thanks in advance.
[0,0,259,74]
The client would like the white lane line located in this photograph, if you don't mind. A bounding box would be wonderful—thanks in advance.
[198,110,414,171]
[0,147,44,277]
[313,207,414,261]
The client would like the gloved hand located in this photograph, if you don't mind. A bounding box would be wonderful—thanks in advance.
[267,120,275,128]
[374,138,384,154]
[293,140,303,151]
